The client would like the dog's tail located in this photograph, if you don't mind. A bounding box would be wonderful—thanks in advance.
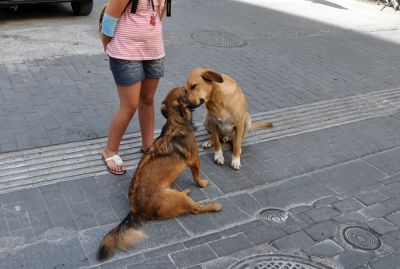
[251,121,273,129]
[97,212,147,261]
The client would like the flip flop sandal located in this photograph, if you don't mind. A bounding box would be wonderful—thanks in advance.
[102,154,126,175]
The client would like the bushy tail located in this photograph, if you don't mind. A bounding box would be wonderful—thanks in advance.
[251,121,273,129]
[97,212,147,261]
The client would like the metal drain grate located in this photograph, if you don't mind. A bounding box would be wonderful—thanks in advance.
[343,226,381,251]
[191,31,247,47]
[229,254,333,269]
[259,208,288,224]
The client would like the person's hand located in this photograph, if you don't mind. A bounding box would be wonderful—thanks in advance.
[101,33,112,52]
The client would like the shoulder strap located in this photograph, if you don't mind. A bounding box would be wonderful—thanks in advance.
[130,0,139,14]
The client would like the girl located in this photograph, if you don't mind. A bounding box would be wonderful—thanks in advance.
[101,0,167,175]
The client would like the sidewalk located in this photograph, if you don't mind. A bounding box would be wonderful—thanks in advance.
[2,114,400,268]
[1,0,400,268]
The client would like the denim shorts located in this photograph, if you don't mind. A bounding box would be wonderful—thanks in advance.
[109,57,165,86]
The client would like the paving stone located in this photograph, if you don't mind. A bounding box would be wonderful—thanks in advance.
[382,196,400,213]
[184,232,222,248]
[209,233,254,257]
[381,231,400,250]
[0,191,23,205]
[170,245,217,268]
[370,251,400,269]
[358,203,392,219]
[337,250,373,269]
[0,218,9,237]
[304,219,338,241]
[252,175,335,209]
[333,198,365,214]
[334,212,369,224]
[127,256,176,269]
[61,181,88,205]
[289,205,313,215]
[313,196,341,208]
[367,218,398,235]
[20,188,47,213]
[143,243,185,260]
[89,197,120,226]
[228,193,262,217]
[68,202,98,230]
[273,230,315,251]
[382,182,400,196]
[10,227,36,244]
[385,211,400,227]
[4,203,31,231]
[29,210,54,236]
[356,191,390,206]
[304,239,344,257]
[101,254,145,269]
[209,197,249,228]
[305,207,340,223]
[245,224,286,245]
[363,148,400,176]
[310,160,387,194]
[219,220,264,237]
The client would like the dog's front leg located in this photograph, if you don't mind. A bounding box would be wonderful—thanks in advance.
[231,122,244,170]
[211,123,224,165]
[189,158,209,188]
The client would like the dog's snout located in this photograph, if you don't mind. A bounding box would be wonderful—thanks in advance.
[199,99,205,105]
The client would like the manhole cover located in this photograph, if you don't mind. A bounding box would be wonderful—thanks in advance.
[343,226,381,251]
[229,254,333,269]
[259,208,288,224]
[191,31,247,47]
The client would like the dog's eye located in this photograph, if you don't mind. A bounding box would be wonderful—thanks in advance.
[190,84,196,91]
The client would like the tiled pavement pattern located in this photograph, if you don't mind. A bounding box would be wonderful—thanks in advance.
[2,115,400,268]
[1,0,400,152]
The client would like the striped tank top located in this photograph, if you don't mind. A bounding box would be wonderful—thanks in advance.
[106,0,165,61]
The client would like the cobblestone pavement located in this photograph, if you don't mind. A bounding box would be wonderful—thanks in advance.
[1,0,400,152]
[1,0,400,268]
[2,115,400,268]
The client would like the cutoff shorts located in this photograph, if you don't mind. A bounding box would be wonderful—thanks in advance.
[109,57,165,86]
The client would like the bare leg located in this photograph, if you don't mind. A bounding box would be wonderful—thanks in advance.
[138,78,159,152]
[103,82,141,173]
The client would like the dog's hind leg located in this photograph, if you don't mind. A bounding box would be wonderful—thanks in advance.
[157,189,222,220]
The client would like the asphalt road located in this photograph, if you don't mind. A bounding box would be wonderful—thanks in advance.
[0,0,107,63]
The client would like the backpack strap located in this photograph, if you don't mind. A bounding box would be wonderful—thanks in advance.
[130,0,139,14]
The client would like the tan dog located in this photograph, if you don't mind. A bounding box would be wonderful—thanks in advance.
[184,67,273,170]
[97,87,222,261]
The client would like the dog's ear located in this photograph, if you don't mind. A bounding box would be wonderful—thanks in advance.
[160,102,168,119]
[201,70,224,83]
[177,95,192,121]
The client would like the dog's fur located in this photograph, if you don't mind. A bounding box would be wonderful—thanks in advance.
[184,67,273,170]
[97,87,222,261]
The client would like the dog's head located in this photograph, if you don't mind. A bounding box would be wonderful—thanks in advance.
[184,67,224,108]
[160,87,193,122]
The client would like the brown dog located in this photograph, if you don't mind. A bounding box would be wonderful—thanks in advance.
[184,67,273,170]
[97,87,222,261]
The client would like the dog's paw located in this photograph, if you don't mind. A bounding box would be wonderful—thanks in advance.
[182,188,191,195]
[202,140,213,149]
[214,150,224,165]
[197,179,209,188]
[212,203,223,212]
[231,156,241,170]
